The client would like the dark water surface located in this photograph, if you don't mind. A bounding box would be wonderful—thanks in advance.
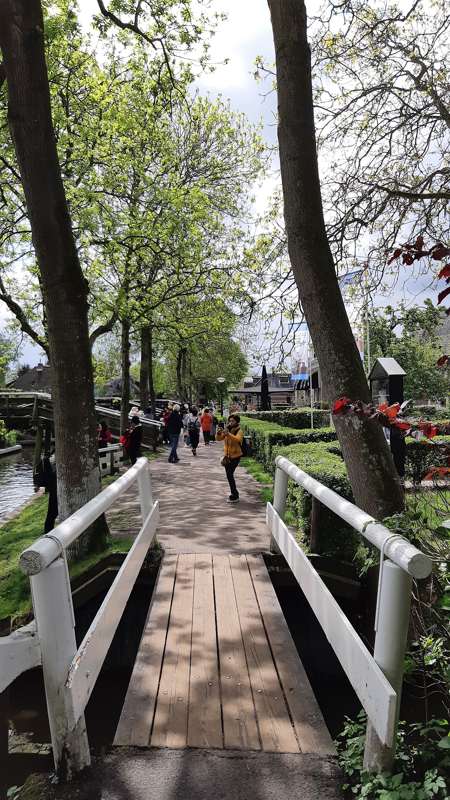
[0,449,35,524]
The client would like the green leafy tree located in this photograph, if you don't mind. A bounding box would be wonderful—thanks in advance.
[369,302,449,402]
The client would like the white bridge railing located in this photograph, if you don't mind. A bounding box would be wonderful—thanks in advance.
[0,457,158,779]
[270,455,432,773]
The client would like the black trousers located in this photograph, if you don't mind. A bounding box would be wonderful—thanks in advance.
[225,457,240,498]
[44,488,58,533]
[203,430,211,445]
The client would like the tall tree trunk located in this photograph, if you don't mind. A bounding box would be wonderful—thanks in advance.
[0,1,102,525]
[148,323,156,416]
[176,347,183,401]
[268,0,404,519]
[120,318,131,434]
[139,325,150,410]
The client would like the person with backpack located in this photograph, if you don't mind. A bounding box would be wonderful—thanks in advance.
[187,406,200,456]
[216,414,245,503]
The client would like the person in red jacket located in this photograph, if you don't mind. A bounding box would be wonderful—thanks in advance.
[98,420,113,448]
[200,408,213,445]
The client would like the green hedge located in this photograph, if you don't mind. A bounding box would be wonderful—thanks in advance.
[243,408,331,429]
[405,436,450,483]
[409,405,450,421]
[272,440,359,561]
[241,416,337,471]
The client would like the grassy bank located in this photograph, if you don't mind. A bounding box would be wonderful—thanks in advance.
[0,455,164,628]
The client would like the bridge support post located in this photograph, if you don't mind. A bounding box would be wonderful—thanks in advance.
[31,558,90,779]
[137,461,153,521]
[271,467,288,553]
[363,560,412,773]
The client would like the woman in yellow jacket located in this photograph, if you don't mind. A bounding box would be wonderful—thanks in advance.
[216,414,244,503]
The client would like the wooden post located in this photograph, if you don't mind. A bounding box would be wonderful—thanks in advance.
[271,466,288,553]
[364,561,412,772]
[33,424,43,475]
[30,558,90,778]
[137,460,153,520]
[309,496,322,553]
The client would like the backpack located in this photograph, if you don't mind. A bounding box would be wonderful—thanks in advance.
[240,434,250,457]
[188,417,200,433]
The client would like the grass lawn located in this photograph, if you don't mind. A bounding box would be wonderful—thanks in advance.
[0,455,165,628]
[240,457,273,504]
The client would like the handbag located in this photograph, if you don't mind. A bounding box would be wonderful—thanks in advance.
[221,455,231,467]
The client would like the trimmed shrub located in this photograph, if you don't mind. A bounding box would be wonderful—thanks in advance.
[0,419,17,448]
[241,416,337,471]
[243,408,331,429]
[405,436,450,483]
[272,440,359,561]
[409,405,450,421]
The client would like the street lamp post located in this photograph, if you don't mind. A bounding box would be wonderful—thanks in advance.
[217,377,226,416]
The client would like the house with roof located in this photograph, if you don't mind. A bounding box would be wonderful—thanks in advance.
[231,371,296,410]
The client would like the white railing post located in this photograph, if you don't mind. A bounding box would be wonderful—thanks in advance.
[363,560,412,772]
[30,558,90,778]
[137,459,153,521]
[271,466,288,552]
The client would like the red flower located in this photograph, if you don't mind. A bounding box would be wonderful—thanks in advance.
[332,397,351,414]
[437,264,450,281]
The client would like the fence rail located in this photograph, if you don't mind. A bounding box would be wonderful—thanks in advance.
[271,455,433,773]
[9,457,157,778]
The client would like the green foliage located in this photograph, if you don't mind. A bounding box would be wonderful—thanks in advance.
[241,416,337,471]
[0,492,135,627]
[0,419,17,447]
[272,441,358,561]
[337,712,449,799]
[369,304,449,403]
[0,331,16,385]
[405,438,450,484]
[410,407,450,422]
[244,408,331,428]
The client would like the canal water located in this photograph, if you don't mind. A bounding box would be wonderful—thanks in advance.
[0,448,35,524]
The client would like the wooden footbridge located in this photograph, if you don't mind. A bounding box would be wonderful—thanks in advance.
[0,443,432,796]
[0,389,162,449]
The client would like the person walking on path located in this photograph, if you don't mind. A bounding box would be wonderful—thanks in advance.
[187,407,200,456]
[162,405,172,445]
[216,414,244,503]
[127,416,143,465]
[211,412,219,441]
[167,404,183,463]
[200,407,213,446]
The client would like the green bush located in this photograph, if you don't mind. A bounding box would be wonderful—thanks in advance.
[410,405,450,421]
[337,712,449,799]
[241,416,337,471]
[405,437,450,484]
[0,419,17,448]
[272,440,359,560]
[244,408,331,429]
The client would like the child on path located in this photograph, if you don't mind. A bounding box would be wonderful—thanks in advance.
[216,414,244,503]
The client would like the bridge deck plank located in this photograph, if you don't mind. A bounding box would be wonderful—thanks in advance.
[151,553,196,748]
[115,553,332,756]
[113,554,177,746]
[247,554,335,756]
[229,555,299,753]
[187,554,223,749]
